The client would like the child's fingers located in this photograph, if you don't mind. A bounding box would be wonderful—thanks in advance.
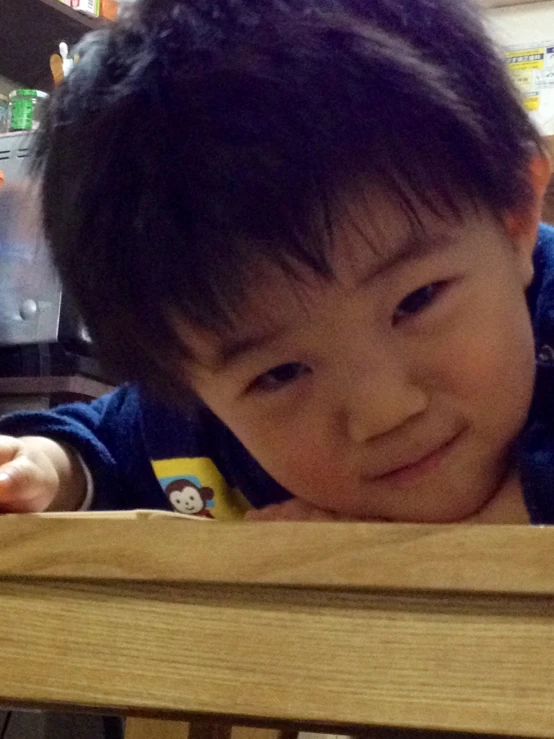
[244,505,282,521]
[244,502,310,521]
[0,457,50,512]
[245,499,338,521]
[0,435,22,465]
[245,499,386,522]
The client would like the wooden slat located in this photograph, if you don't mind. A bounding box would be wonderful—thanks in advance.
[0,576,552,737]
[232,728,292,739]
[125,716,296,739]
[1,513,554,594]
[125,718,191,739]
[125,721,280,739]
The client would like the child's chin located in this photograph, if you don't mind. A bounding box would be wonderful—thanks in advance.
[351,497,494,524]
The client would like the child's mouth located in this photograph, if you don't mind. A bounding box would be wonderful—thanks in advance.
[372,430,465,487]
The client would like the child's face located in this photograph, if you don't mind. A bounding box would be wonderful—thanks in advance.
[183,191,537,522]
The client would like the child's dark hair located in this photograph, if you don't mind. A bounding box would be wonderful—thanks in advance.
[35,0,543,399]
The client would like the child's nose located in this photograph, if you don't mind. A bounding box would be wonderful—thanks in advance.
[344,361,428,444]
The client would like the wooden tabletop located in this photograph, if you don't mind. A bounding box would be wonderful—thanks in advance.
[0,515,553,736]
[1,512,554,595]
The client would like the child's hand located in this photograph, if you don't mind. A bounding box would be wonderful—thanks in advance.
[245,498,375,522]
[0,435,86,513]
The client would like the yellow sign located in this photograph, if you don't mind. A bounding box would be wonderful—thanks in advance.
[510,69,534,92]
[523,94,540,112]
[506,49,545,71]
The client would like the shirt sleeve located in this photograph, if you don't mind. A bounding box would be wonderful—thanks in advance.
[0,385,168,511]
[75,452,94,511]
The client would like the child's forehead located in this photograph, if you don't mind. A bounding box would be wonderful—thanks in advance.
[181,191,477,366]
[243,187,467,300]
[327,187,465,269]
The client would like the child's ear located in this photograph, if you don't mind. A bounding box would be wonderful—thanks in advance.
[506,154,551,286]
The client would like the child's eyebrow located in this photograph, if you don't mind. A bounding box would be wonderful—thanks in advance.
[213,324,292,371]
[356,230,456,287]
[209,230,456,371]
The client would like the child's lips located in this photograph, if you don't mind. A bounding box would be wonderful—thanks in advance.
[368,430,465,487]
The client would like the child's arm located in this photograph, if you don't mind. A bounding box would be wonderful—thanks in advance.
[0,385,156,513]
[0,435,87,513]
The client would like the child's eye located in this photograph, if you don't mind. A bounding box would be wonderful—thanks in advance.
[394,282,447,324]
[250,362,311,393]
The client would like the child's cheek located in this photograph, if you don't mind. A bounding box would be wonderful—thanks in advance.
[434,292,535,442]
[234,405,349,508]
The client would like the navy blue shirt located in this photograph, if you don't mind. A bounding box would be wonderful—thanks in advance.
[2,224,554,522]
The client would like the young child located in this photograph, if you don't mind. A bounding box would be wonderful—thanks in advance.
[0,0,552,524]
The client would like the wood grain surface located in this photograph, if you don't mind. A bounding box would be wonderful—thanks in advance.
[125,718,191,739]
[0,577,552,736]
[0,513,554,594]
[125,721,294,739]
[0,516,553,736]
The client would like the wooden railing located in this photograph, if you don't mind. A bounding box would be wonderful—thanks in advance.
[0,512,553,738]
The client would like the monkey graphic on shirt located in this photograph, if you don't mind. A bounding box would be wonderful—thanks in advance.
[165,478,215,518]
[152,457,252,520]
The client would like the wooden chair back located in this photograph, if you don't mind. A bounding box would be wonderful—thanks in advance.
[0,512,552,739]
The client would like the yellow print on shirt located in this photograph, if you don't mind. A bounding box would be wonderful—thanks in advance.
[151,457,251,520]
